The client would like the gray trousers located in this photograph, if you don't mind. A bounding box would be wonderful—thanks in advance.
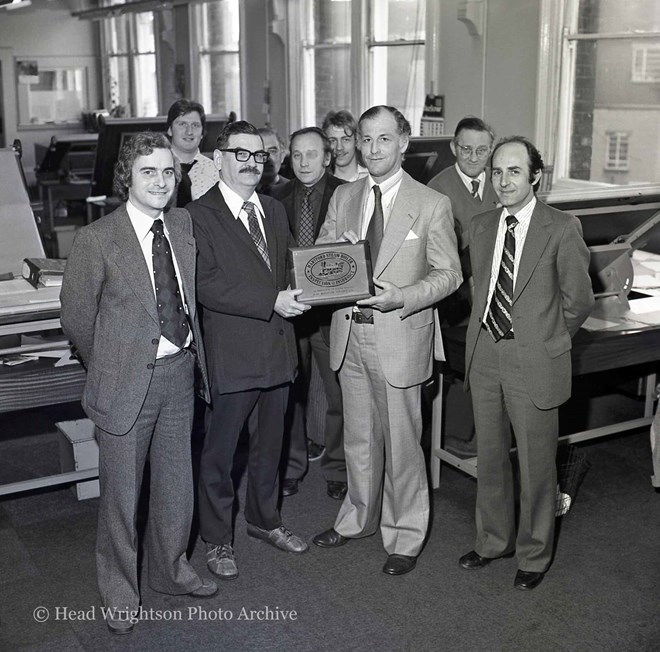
[96,349,201,610]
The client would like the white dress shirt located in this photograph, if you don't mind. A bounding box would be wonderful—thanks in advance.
[455,163,486,200]
[218,179,268,243]
[360,167,404,239]
[127,200,192,357]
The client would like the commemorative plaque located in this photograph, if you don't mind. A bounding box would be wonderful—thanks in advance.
[288,241,374,306]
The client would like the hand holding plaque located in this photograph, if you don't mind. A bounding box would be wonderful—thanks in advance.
[288,241,374,306]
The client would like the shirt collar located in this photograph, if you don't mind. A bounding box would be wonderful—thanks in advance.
[298,172,327,197]
[218,179,265,219]
[454,163,486,189]
[502,195,537,224]
[126,200,164,242]
[367,167,403,195]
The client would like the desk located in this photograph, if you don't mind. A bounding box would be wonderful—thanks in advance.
[430,325,660,487]
[37,178,91,235]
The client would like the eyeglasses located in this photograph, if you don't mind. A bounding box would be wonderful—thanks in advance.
[456,144,491,159]
[218,148,270,164]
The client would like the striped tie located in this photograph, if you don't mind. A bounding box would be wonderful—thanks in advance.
[484,215,518,341]
[243,201,271,270]
[471,179,480,199]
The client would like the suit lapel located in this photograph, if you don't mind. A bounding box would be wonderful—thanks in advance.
[374,173,417,277]
[110,206,159,326]
[513,202,551,302]
[471,210,499,310]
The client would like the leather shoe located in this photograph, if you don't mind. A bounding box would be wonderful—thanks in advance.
[514,570,545,591]
[106,615,134,635]
[307,439,325,461]
[207,543,238,580]
[312,528,350,548]
[281,479,299,497]
[326,481,347,500]
[382,554,417,576]
[188,578,219,598]
[246,523,308,553]
[459,549,512,570]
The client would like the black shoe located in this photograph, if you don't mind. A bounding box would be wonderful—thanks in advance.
[312,528,350,548]
[281,478,299,497]
[246,523,309,553]
[383,554,417,576]
[327,481,348,500]
[206,543,238,580]
[458,549,513,570]
[106,615,134,635]
[187,578,219,598]
[307,439,325,461]
[514,570,545,591]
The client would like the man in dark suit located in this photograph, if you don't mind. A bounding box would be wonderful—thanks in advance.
[187,121,310,583]
[60,132,217,636]
[312,106,462,576]
[459,136,594,590]
[273,127,347,500]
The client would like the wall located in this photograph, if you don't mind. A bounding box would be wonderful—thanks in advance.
[0,2,100,184]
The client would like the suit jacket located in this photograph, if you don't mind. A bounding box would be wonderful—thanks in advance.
[465,200,594,409]
[273,172,345,338]
[316,171,462,388]
[187,185,297,394]
[60,204,210,436]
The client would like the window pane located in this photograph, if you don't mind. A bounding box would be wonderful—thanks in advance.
[312,0,351,44]
[104,15,130,54]
[311,46,351,126]
[371,0,425,42]
[369,43,425,135]
[198,0,240,50]
[134,12,155,54]
[133,54,158,117]
[107,56,130,117]
[577,0,660,33]
[200,53,241,116]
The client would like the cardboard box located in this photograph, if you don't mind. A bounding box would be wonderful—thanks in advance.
[57,419,99,500]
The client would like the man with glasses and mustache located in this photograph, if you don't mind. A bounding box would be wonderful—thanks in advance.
[187,121,311,582]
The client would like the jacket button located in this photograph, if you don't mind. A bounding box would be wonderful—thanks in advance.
[152,338,159,345]
[147,363,154,370]
[345,314,350,320]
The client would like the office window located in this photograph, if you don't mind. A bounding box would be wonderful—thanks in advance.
[632,44,660,83]
[294,0,425,133]
[605,132,629,170]
[192,0,241,117]
[101,9,159,117]
[552,0,660,187]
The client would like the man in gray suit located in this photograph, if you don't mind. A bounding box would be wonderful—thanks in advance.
[61,132,217,636]
[458,136,594,590]
[312,106,462,575]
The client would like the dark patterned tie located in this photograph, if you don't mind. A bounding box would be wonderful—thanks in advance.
[151,219,190,348]
[298,186,315,247]
[471,179,480,199]
[243,201,271,270]
[365,185,384,262]
[177,160,196,207]
[484,215,518,341]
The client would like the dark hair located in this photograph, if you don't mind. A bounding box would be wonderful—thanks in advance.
[322,110,358,138]
[454,116,495,144]
[216,120,262,150]
[492,135,545,185]
[258,126,287,152]
[113,131,180,201]
[166,99,207,133]
[289,126,333,157]
[358,105,411,138]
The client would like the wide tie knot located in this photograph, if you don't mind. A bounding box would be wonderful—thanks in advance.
[304,186,313,198]
[243,200,255,215]
[151,218,165,238]
[373,184,381,200]
[471,179,480,197]
[506,215,518,231]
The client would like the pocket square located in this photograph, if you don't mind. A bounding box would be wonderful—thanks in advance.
[405,230,419,241]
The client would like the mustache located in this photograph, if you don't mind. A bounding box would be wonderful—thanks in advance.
[239,166,260,174]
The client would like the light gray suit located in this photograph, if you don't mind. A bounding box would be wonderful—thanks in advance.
[61,204,210,610]
[316,171,461,556]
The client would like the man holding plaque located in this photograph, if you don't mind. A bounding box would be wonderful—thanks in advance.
[312,106,462,575]
[273,127,347,500]
[187,121,310,582]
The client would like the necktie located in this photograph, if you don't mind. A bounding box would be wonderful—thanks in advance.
[177,160,196,207]
[471,179,480,199]
[151,219,190,348]
[298,186,315,247]
[484,215,518,341]
[243,201,271,270]
[365,185,384,263]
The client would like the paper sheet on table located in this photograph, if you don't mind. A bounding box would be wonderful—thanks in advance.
[633,275,660,289]
[581,316,621,331]
[637,260,660,273]
[632,249,660,262]
[628,296,660,314]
